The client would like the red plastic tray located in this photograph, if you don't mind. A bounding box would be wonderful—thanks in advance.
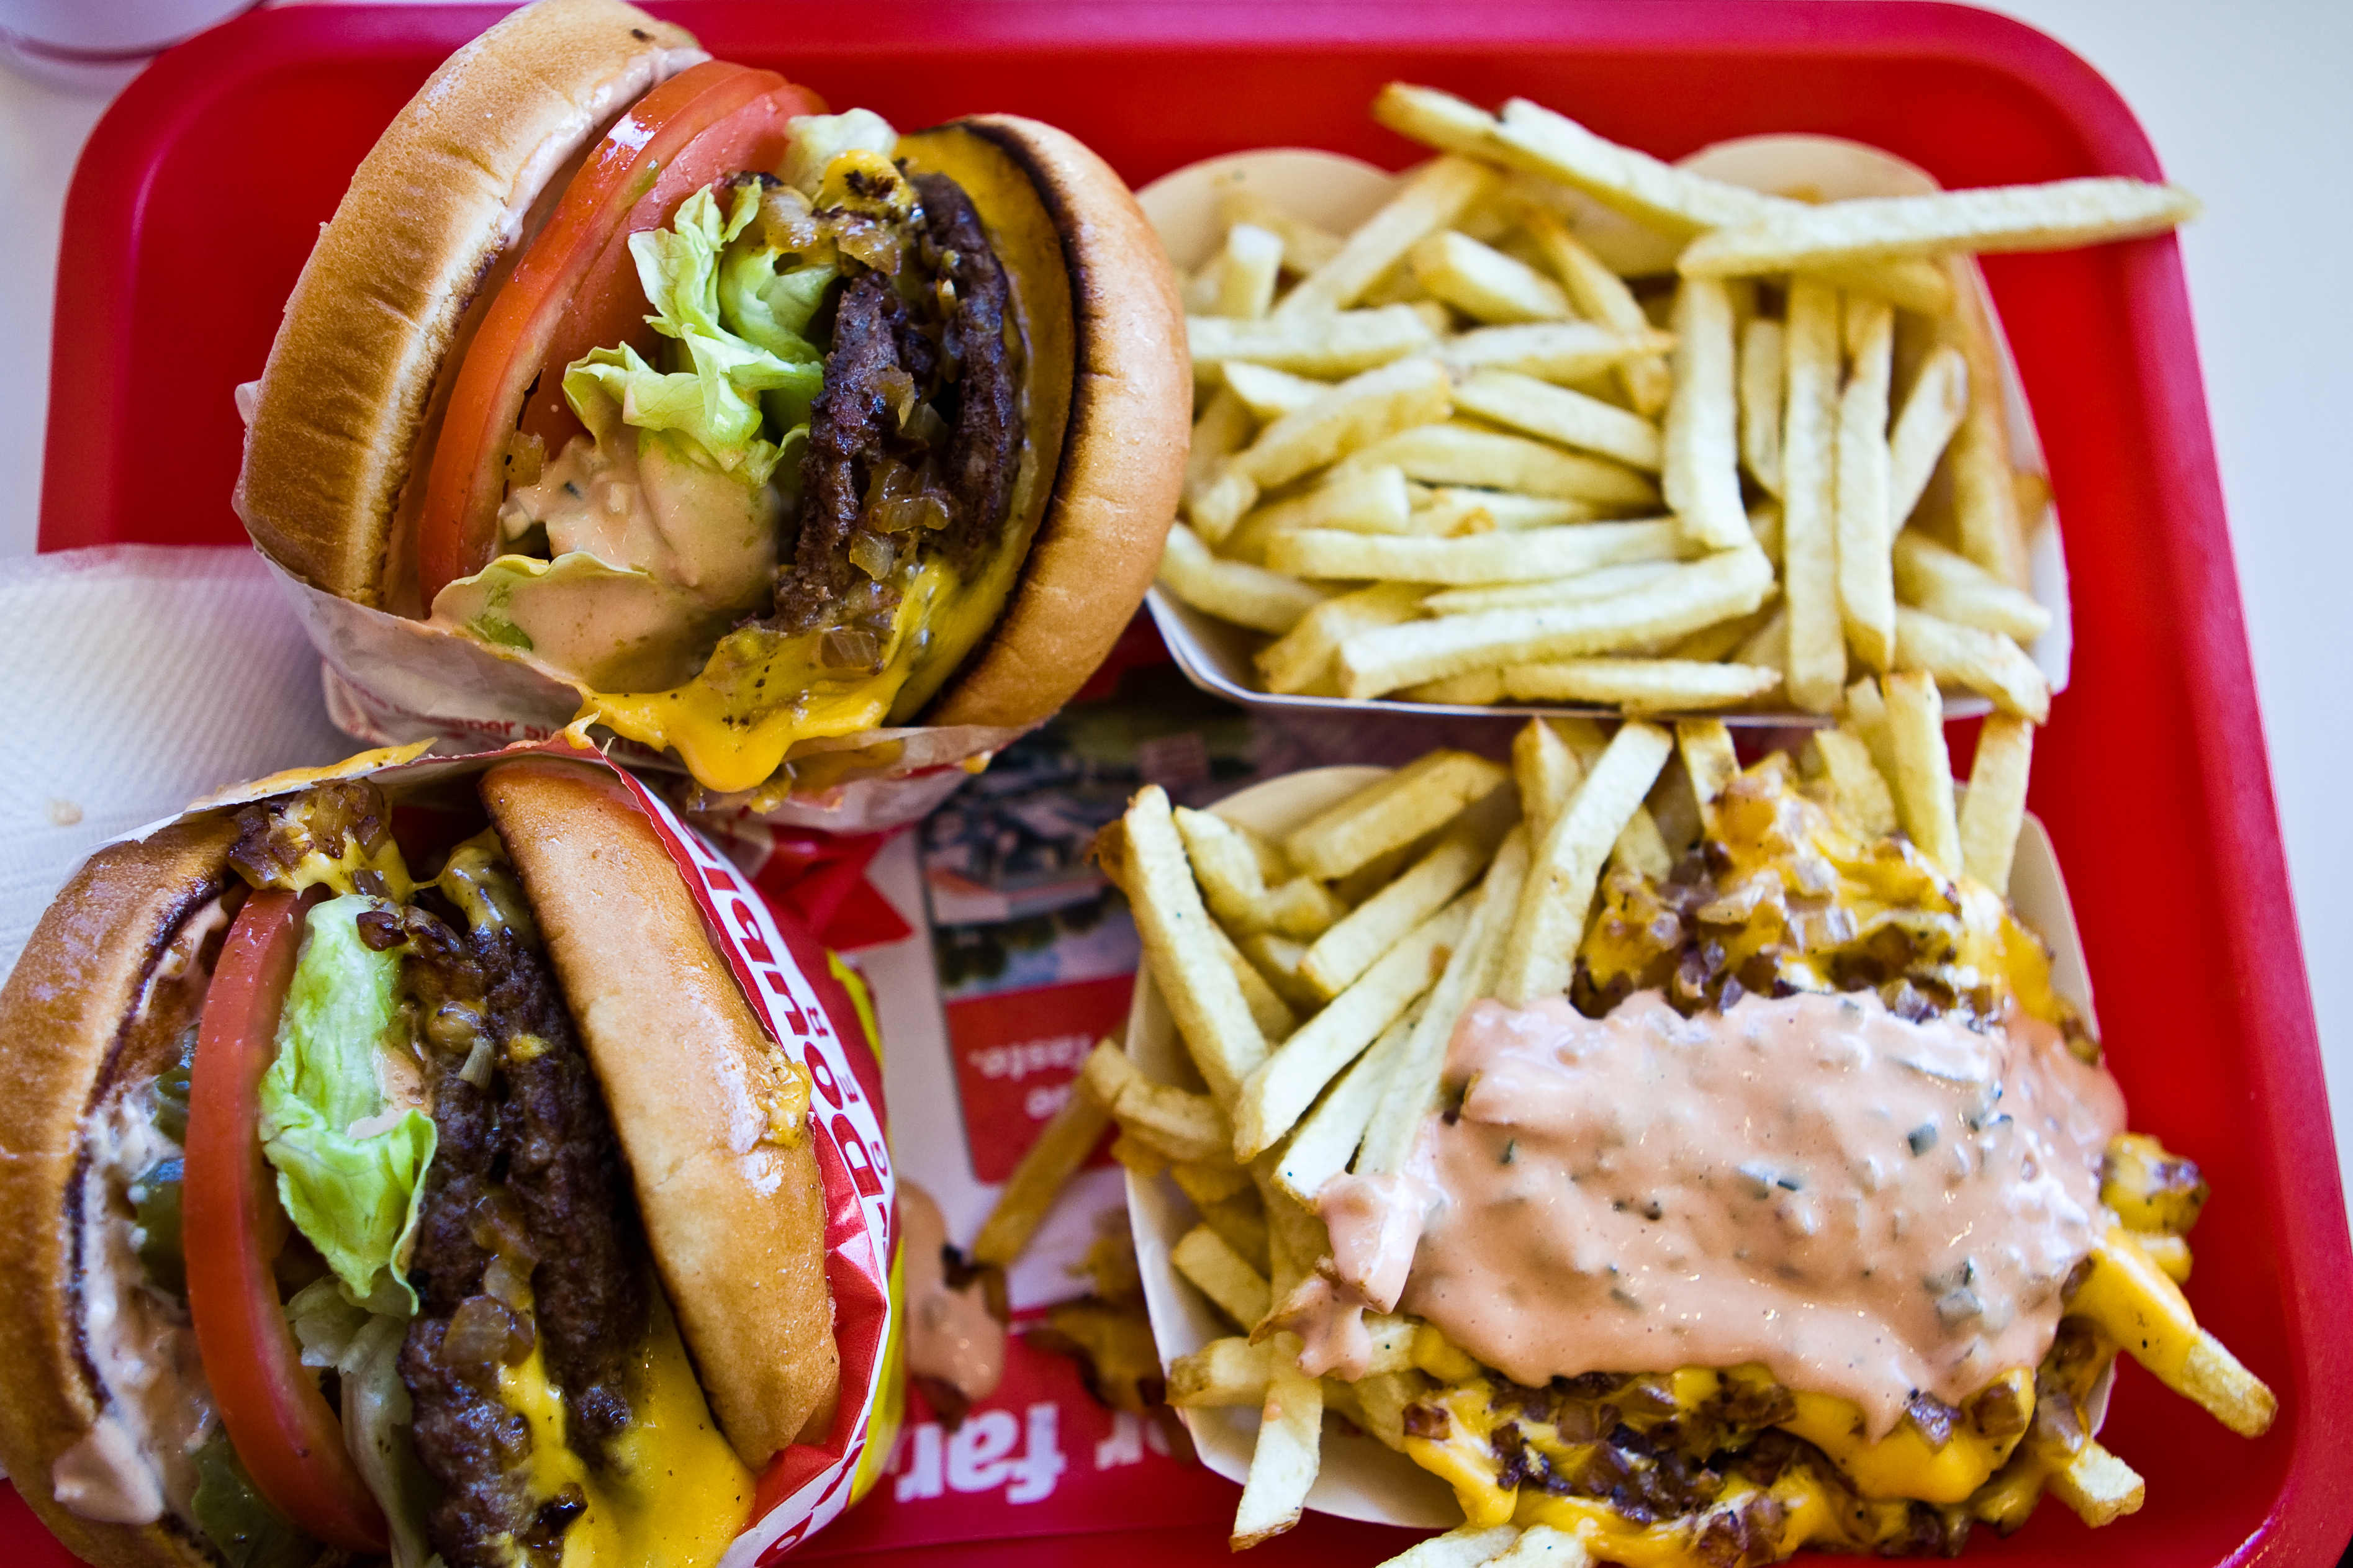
[32,3,2352,1565]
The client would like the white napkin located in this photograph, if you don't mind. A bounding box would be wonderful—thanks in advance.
[0,545,353,978]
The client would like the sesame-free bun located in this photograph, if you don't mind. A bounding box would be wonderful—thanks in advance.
[233,0,1190,770]
[479,757,838,1466]
[910,115,1191,731]
[235,0,701,608]
[0,818,243,1568]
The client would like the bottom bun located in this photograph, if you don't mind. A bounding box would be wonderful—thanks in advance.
[482,758,839,1466]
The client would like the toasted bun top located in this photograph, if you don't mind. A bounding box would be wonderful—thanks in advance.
[916,115,1191,731]
[0,818,242,1568]
[235,0,700,607]
[238,2,1188,748]
[479,758,838,1466]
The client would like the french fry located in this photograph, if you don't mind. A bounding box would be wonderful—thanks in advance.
[1232,1344,1322,1548]
[1174,804,1281,933]
[1234,898,1472,1158]
[2043,1438,2146,1528]
[1666,599,1780,664]
[1401,669,1507,705]
[1357,827,1529,1176]
[1257,579,1429,695]
[1452,369,1663,474]
[1208,919,1301,1041]
[1200,1190,1273,1274]
[1338,546,1774,696]
[970,1081,1113,1266]
[1781,279,1844,711]
[1219,221,1286,320]
[1440,320,1674,385]
[1495,721,1673,1003]
[1183,388,1255,541]
[1892,529,2052,644]
[1882,670,1962,876]
[1111,1131,1168,1177]
[1188,467,1260,544]
[1501,659,1781,712]
[1417,489,1599,531]
[1941,274,2033,589]
[1158,523,1328,634]
[1375,84,1949,308]
[1240,930,1326,1014]
[1301,824,1497,998]
[1168,1334,1275,1407]
[1283,750,1509,880]
[1333,421,1662,508]
[1270,518,1681,586]
[1172,1156,1254,1209]
[1732,604,1788,670]
[1232,472,1420,572]
[1224,359,1334,421]
[1811,726,1899,840]
[1836,295,1898,672]
[1278,1006,1417,1202]
[1373,1524,1525,1568]
[1231,356,1453,491]
[2073,1229,2277,1438]
[1887,344,1969,526]
[1663,277,1749,551]
[1738,317,1785,498]
[1748,498,1783,570]
[1109,1075,1234,1166]
[1189,305,1440,380]
[1411,230,1573,323]
[1958,714,2035,894]
[1275,154,1500,320]
[1548,718,1681,877]
[1173,1225,1275,1330]
[1677,177,2202,277]
[1222,187,1345,275]
[1514,717,1580,847]
[2137,1232,2193,1284]
[1676,719,1740,836]
[1894,606,2052,723]
[1423,561,1681,617]
[1521,209,1673,418]
[1184,255,1227,315]
[1099,795,1268,1105]
[1845,674,1897,782]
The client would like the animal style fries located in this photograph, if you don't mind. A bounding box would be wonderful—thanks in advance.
[1062,714,2269,1564]
[1150,82,2197,736]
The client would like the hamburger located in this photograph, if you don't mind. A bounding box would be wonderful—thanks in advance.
[0,753,855,1567]
[235,0,1189,801]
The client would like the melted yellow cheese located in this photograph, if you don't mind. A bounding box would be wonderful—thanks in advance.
[1402,1359,2030,1545]
[1777,1371,2029,1504]
[499,1289,752,1568]
[585,555,1013,795]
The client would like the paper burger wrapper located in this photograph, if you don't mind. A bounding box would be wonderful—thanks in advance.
[263,558,1031,835]
[117,736,906,1562]
[1122,764,2101,1530]
[1136,136,2072,729]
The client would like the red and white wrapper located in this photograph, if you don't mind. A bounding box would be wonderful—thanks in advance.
[265,559,1031,834]
[147,736,903,1561]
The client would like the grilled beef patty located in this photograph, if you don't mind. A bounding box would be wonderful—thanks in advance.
[398,901,648,1568]
[772,168,1019,635]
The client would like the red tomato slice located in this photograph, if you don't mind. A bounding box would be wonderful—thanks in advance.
[184,890,391,1552]
[417,60,826,606]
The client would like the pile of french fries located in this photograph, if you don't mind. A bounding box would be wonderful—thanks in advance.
[965,690,2274,1561]
[1154,83,2198,722]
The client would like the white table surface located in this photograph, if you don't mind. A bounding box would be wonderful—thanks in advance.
[2,1,2347,1217]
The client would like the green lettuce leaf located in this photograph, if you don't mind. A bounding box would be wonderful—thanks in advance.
[258,896,435,1315]
[562,184,822,487]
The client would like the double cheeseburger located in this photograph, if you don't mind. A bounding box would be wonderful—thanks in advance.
[236,0,1189,799]
[0,756,846,1567]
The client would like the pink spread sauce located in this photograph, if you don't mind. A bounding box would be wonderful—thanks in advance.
[1326,989,2123,1439]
